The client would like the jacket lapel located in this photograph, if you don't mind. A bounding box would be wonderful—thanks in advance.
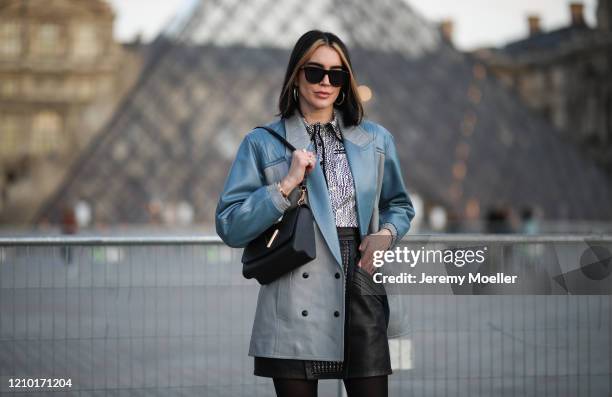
[283,114,342,267]
[338,114,377,239]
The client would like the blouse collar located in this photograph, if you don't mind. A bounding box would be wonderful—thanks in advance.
[301,110,343,142]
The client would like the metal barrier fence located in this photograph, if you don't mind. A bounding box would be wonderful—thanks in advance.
[0,235,610,396]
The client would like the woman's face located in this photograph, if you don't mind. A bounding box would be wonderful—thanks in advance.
[296,45,344,114]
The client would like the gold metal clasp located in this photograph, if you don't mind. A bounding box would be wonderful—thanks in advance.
[297,185,306,206]
[266,229,279,248]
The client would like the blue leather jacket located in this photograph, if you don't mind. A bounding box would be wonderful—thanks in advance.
[215,110,415,360]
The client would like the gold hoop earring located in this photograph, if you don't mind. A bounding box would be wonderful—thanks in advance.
[335,91,345,106]
[293,86,299,103]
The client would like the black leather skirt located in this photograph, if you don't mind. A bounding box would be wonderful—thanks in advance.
[254,226,392,380]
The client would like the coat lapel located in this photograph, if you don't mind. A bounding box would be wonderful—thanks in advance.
[282,111,377,267]
[283,114,342,267]
[337,114,377,239]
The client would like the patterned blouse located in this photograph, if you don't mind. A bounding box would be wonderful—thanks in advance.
[302,111,359,228]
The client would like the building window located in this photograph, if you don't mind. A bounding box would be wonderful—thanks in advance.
[0,77,18,97]
[0,22,21,57]
[30,111,63,156]
[77,78,93,99]
[40,77,61,99]
[33,23,62,56]
[73,24,99,59]
[0,115,23,157]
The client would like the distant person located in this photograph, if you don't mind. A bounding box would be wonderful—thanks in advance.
[61,206,78,235]
[60,205,77,264]
[445,209,462,233]
[485,205,514,233]
[215,30,415,397]
[520,206,539,234]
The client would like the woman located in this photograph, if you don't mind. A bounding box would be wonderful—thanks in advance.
[215,30,415,397]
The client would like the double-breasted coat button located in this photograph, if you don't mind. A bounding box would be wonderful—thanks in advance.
[302,272,309,279]
[335,272,340,279]
[334,311,340,317]
[302,310,308,317]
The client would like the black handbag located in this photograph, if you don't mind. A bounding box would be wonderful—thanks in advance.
[241,126,317,285]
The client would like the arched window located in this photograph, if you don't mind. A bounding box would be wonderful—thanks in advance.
[30,111,63,156]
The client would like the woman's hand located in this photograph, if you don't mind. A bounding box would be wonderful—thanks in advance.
[280,149,317,193]
[357,228,393,275]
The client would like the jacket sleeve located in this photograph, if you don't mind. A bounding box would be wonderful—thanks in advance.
[215,133,291,248]
[378,129,416,249]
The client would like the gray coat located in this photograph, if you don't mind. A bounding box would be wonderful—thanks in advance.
[215,111,415,360]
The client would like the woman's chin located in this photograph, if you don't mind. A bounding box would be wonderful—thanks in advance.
[306,97,335,110]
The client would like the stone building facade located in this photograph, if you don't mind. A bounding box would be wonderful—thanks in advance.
[473,1,612,178]
[0,0,143,226]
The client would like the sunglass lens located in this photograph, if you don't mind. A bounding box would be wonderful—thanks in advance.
[328,70,347,87]
[304,67,325,84]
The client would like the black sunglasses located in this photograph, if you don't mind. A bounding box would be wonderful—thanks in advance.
[301,65,348,87]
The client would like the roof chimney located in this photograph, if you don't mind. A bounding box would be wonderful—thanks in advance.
[527,14,541,36]
[570,2,586,26]
[439,19,454,44]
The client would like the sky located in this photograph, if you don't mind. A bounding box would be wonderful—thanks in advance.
[107,0,599,51]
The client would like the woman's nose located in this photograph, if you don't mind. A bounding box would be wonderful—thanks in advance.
[320,73,331,86]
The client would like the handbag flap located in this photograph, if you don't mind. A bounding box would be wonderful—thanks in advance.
[241,204,306,263]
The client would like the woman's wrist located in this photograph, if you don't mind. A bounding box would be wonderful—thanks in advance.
[280,176,298,196]
[378,227,393,249]
[276,181,290,199]
[380,223,397,250]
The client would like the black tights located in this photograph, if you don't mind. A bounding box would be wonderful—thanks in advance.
[272,376,388,397]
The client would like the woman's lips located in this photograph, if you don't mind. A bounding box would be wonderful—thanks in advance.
[314,91,331,99]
